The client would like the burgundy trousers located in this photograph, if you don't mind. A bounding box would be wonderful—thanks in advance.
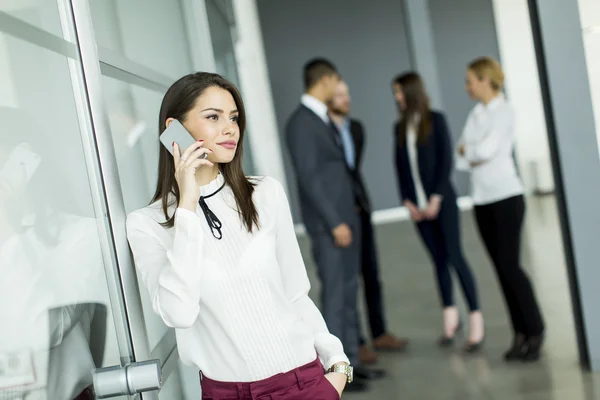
[200,358,340,400]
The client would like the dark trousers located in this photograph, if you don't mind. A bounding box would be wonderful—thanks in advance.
[416,198,480,311]
[201,357,338,400]
[474,195,544,337]
[310,223,361,366]
[357,209,387,345]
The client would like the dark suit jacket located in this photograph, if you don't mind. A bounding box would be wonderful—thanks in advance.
[393,111,456,204]
[285,105,360,234]
[349,119,372,211]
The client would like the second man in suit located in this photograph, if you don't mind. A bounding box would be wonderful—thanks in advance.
[328,79,409,365]
[286,59,382,393]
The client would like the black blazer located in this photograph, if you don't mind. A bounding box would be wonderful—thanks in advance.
[393,110,456,204]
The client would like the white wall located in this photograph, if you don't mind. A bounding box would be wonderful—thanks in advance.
[578,0,600,156]
[491,0,553,193]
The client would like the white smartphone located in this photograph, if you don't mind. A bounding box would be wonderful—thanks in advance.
[159,120,196,156]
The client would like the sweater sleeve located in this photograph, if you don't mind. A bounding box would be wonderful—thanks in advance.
[126,208,206,329]
[271,178,349,369]
[431,113,453,196]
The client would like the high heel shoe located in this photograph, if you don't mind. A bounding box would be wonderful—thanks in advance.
[438,306,461,347]
[463,311,484,353]
[438,322,462,347]
[464,337,485,353]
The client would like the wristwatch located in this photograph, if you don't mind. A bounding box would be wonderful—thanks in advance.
[327,363,353,383]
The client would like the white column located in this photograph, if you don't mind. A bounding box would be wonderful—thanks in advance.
[491,0,553,194]
[231,0,288,191]
[578,0,600,154]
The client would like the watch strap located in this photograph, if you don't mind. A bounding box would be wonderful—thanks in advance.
[327,364,353,383]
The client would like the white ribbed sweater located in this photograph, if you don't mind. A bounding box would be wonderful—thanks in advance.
[126,174,348,382]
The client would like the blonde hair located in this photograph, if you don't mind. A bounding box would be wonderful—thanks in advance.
[468,56,504,91]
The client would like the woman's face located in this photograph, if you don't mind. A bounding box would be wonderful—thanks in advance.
[465,69,487,101]
[171,86,240,164]
[392,83,406,111]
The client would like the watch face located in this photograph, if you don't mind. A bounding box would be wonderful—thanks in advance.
[348,366,354,383]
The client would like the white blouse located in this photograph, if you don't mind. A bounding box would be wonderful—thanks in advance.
[456,95,524,205]
[126,174,348,382]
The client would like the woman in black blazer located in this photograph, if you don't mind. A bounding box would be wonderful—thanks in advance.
[391,72,484,351]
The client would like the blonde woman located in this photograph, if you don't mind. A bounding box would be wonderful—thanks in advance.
[457,57,545,362]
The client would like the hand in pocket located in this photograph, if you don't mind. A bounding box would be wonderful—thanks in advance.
[324,372,346,397]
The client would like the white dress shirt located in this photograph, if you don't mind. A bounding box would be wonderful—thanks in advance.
[301,94,329,124]
[456,95,524,205]
[126,175,348,382]
[406,116,429,210]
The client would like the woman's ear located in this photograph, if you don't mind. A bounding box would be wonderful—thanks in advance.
[165,117,175,129]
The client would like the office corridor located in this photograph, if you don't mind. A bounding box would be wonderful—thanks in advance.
[299,196,600,400]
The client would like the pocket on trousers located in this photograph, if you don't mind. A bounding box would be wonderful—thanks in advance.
[320,375,341,400]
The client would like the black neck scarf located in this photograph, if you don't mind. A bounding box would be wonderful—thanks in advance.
[199,181,226,240]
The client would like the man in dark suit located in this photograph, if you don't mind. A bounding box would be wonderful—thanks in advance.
[285,59,381,392]
[328,79,409,364]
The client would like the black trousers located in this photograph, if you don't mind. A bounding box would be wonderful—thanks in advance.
[474,195,545,337]
[416,198,480,311]
[357,209,387,344]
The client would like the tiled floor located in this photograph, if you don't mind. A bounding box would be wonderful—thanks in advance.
[299,196,600,399]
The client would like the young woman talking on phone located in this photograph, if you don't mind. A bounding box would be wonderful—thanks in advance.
[126,73,351,399]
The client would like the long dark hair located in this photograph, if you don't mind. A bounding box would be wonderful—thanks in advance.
[151,72,259,232]
[392,72,432,146]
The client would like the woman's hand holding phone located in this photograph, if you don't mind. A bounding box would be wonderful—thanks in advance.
[174,141,213,212]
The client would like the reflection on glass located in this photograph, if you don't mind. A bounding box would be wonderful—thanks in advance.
[0,2,66,40]
[0,34,121,399]
[89,0,193,80]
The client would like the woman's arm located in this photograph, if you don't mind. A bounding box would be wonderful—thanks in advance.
[271,178,349,369]
[464,107,514,165]
[431,113,453,197]
[126,209,206,329]
[393,123,411,203]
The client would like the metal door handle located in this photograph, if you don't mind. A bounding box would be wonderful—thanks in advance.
[93,359,162,398]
